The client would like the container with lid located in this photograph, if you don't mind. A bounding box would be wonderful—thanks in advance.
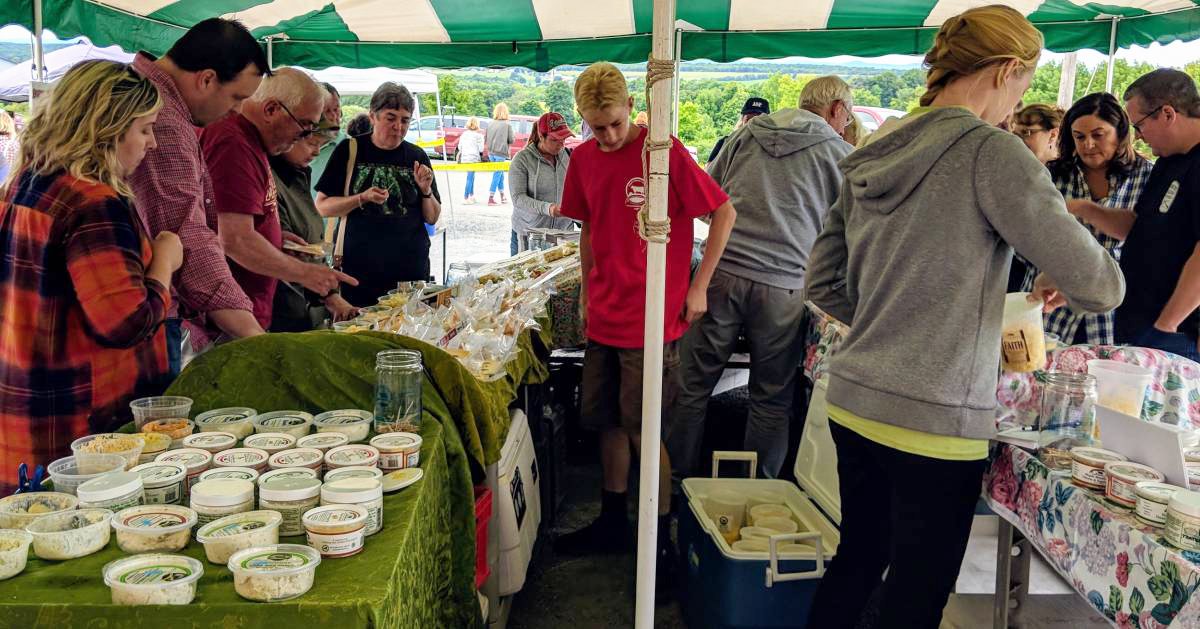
[195,510,282,564]
[46,454,126,496]
[181,432,238,455]
[1105,462,1165,508]
[303,504,368,558]
[134,433,172,465]
[111,504,197,553]
[213,448,271,473]
[296,433,349,454]
[104,553,203,605]
[1136,482,1183,527]
[1185,448,1200,464]
[141,418,195,445]
[323,466,382,484]
[1036,372,1098,469]
[194,407,257,440]
[252,411,314,439]
[258,467,320,486]
[371,433,422,471]
[130,395,193,431]
[374,349,424,434]
[25,508,112,560]
[324,444,380,471]
[321,477,383,536]
[0,492,78,529]
[260,476,323,537]
[1070,447,1127,490]
[131,462,188,506]
[199,467,261,485]
[1164,489,1200,551]
[190,479,255,528]
[77,471,145,511]
[72,433,144,470]
[268,449,324,474]
[243,433,297,455]
[314,410,373,443]
[0,529,33,580]
[228,543,321,602]
[155,448,213,498]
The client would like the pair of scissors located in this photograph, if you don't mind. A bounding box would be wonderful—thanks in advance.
[15,463,45,494]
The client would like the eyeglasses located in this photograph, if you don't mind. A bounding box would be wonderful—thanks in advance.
[279,102,317,139]
[1131,105,1164,133]
[1013,126,1049,138]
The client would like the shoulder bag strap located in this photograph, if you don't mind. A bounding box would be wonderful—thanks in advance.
[324,138,357,264]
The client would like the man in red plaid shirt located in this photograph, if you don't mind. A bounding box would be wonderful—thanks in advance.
[128,18,271,374]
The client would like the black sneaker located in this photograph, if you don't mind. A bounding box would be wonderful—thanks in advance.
[554,516,635,556]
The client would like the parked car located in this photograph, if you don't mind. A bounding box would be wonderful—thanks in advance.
[853,106,906,132]
[405,114,582,161]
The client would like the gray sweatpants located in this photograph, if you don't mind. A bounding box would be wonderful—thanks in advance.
[668,269,808,480]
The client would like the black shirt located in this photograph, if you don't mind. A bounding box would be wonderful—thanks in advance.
[316,134,440,306]
[708,135,729,163]
[1116,143,1200,342]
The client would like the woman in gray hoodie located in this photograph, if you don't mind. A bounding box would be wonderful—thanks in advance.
[508,111,576,254]
[804,7,1124,628]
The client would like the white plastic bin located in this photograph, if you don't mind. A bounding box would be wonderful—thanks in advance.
[495,409,542,596]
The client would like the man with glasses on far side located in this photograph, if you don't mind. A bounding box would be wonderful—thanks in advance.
[200,68,357,339]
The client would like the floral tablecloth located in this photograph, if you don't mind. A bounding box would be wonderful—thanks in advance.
[986,444,1200,628]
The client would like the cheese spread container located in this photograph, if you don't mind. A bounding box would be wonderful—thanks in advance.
[1105,462,1165,508]
[1135,482,1184,527]
[199,467,260,486]
[155,448,214,499]
[131,462,188,506]
[25,508,113,560]
[195,510,282,564]
[1165,489,1200,551]
[181,432,238,455]
[141,419,194,444]
[47,454,126,496]
[321,477,383,536]
[303,504,368,558]
[212,448,271,473]
[111,504,197,553]
[72,434,145,470]
[296,433,349,455]
[323,466,382,484]
[0,492,78,529]
[77,472,145,512]
[268,448,324,474]
[371,433,422,471]
[228,543,320,602]
[0,529,33,580]
[258,467,320,486]
[104,553,204,605]
[314,410,373,443]
[252,411,314,439]
[259,476,323,537]
[243,433,297,455]
[324,445,380,471]
[133,433,172,465]
[194,407,257,440]
[190,478,256,529]
[1070,447,1127,490]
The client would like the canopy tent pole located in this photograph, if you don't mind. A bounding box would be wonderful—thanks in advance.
[32,0,45,81]
[1057,52,1077,109]
[266,36,275,70]
[1106,16,1121,93]
[672,28,682,136]
[634,0,676,625]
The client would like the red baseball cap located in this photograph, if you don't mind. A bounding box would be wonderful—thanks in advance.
[537,112,574,141]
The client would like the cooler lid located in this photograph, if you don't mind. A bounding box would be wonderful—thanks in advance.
[793,377,841,525]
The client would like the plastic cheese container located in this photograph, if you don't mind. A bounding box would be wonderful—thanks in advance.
[303,504,368,558]
[72,434,144,470]
[25,508,113,560]
[199,467,261,486]
[371,433,422,471]
[1165,489,1200,551]
[155,449,214,498]
[1135,482,1183,527]
[1105,462,1165,508]
[314,410,373,443]
[77,471,145,511]
[320,477,383,536]
[195,510,282,564]
[268,449,324,474]
[322,466,382,484]
[190,479,255,528]
[260,476,323,537]
[104,553,203,605]
[131,462,188,506]
[252,411,314,439]
[212,448,271,473]
[1070,447,1127,490]
[296,433,350,454]
[258,468,320,486]
[243,433,297,455]
[324,445,380,471]
[0,492,78,529]
[134,433,172,465]
[0,529,33,580]
[194,407,257,440]
[181,432,238,455]
[46,455,126,496]
[228,543,321,602]
[111,504,197,553]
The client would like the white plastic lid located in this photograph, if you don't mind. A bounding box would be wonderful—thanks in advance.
[314,410,372,426]
[198,467,260,484]
[1105,461,1165,483]
[793,378,841,525]
[1136,481,1183,502]
[322,466,382,483]
[268,448,323,469]
[112,504,197,533]
[325,445,380,467]
[155,448,213,471]
[194,407,256,425]
[190,479,254,507]
[257,467,320,486]
[321,477,383,503]
[260,476,322,502]
[297,433,349,450]
[370,432,422,451]
[382,468,423,493]
[197,510,282,541]
[1168,488,1200,519]
[303,504,368,528]
[103,553,204,589]
[213,448,269,468]
[77,471,143,502]
[243,433,297,450]
[182,432,237,450]
[227,543,320,575]
[255,411,314,428]
[1071,447,1128,466]
[130,462,187,488]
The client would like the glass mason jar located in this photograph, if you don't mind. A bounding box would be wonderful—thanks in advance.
[446,262,472,287]
[1037,372,1098,472]
[374,349,423,434]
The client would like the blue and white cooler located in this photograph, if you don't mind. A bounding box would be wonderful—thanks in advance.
[679,378,841,629]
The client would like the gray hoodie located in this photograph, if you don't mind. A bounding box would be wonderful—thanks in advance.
[805,107,1124,441]
[708,108,852,290]
[509,142,575,238]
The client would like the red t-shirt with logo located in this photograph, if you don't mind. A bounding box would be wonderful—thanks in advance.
[560,127,728,349]
[200,113,282,329]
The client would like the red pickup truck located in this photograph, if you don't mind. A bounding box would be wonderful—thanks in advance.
[407,114,582,160]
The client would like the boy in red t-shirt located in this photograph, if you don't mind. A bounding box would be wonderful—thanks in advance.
[555,62,737,591]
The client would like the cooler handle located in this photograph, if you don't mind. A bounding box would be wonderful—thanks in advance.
[765,532,825,588]
[711,451,757,479]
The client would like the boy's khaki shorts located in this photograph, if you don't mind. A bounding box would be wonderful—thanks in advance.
[580,340,680,432]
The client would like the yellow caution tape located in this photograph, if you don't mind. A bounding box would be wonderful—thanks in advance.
[414,138,446,148]
[432,161,511,172]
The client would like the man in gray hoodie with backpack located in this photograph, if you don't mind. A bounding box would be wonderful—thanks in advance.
[669,76,856,481]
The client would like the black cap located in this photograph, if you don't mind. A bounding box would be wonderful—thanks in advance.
[741,97,770,115]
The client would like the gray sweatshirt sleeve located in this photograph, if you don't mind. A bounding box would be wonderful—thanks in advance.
[975,133,1125,314]
[509,153,550,217]
[804,185,854,325]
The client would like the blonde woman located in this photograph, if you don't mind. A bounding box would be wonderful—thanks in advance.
[0,110,16,182]
[0,60,183,495]
[805,7,1123,627]
[485,102,513,205]
[459,116,485,204]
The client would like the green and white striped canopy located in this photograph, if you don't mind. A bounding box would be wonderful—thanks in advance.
[3,1,1200,70]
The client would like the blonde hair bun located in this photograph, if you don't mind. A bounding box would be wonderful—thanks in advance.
[921,5,1042,107]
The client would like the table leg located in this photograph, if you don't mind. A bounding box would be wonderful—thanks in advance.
[994,518,1033,629]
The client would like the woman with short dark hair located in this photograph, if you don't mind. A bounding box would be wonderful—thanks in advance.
[315,82,441,305]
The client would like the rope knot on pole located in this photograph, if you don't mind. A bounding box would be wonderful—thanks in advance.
[637,55,677,244]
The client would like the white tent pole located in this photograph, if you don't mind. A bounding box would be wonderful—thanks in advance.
[635,0,676,626]
[32,0,45,81]
[1057,52,1077,110]
[266,37,275,70]
[672,28,681,136]
[1106,16,1121,93]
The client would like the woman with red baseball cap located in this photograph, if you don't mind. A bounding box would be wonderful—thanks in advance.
[508,111,578,253]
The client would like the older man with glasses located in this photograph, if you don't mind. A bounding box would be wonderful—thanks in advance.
[199,68,357,338]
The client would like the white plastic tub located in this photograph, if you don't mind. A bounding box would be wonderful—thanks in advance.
[228,544,321,602]
[195,510,282,564]
[112,504,197,553]
[0,529,33,580]
[47,454,126,496]
[253,411,314,439]
[104,553,203,605]
[0,492,78,529]
[25,508,113,560]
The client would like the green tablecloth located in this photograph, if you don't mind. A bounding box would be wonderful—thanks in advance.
[0,327,551,628]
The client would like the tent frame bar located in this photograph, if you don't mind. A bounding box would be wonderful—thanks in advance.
[32,0,45,81]
[1106,16,1121,93]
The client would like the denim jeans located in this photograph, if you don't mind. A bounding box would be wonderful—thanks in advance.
[165,318,183,378]
[489,154,506,194]
[510,230,520,256]
[1128,327,1200,362]
[465,170,476,198]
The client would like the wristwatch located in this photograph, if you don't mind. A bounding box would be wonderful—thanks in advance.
[420,191,433,199]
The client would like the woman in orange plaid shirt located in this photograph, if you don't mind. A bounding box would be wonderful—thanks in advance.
[0,60,183,495]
